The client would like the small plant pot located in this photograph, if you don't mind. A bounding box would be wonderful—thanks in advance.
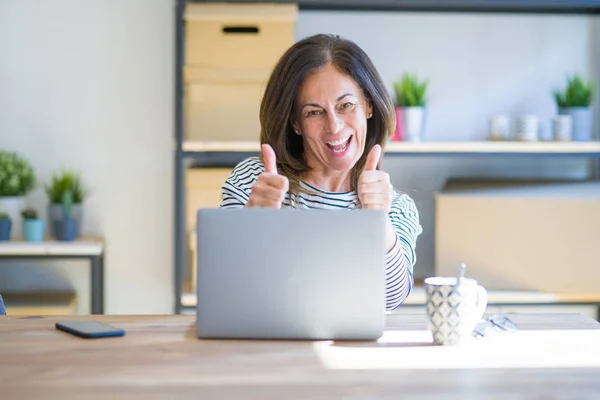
[402,106,427,142]
[49,204,83,238]
[0,219,12,241]
[22,219,45,242]
[558,107,593,141]
[53,218,79,241]
[0,196,25,238]
[392,107,404,141]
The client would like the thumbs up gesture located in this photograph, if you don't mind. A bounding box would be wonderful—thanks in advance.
[358,144,393,213]
[246,144,289,208]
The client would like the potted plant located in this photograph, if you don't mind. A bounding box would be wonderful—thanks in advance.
[0,151,36,238]
[46,169,86,239]
[393,73,429,142]
[553,75,594,141]
[21,207,45,242]
[53,190,78,241]
[0,211,11,241]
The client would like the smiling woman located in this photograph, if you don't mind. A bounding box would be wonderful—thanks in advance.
[220,33,423,310]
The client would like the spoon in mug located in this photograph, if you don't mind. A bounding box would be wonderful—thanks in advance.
[456,263,466,286]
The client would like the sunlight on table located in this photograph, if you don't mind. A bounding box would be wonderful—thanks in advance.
[313,330,600,370]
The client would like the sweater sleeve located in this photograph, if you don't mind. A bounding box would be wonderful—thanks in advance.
[220,157,264,209]
[384,192,422,311]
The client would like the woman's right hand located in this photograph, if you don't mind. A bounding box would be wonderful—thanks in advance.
[246,144,289,208]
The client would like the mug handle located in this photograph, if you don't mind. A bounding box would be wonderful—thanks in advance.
[474,285,488,321]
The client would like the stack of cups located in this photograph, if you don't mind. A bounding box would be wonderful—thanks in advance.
[516,115,539,141]
[553,115,573,141]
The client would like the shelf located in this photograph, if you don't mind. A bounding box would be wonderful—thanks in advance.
[384,141,600,155]
[183,140,260,153]
[175,0,600,314]
[187,0,600,14]
[182,140,600,156]
[181,288,600,309]
[0,237,105,256]
[181,293,197,308]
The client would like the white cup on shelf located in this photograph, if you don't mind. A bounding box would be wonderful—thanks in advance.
[553,115,573,141]
[488,115,509,140]
[516,115,539,141]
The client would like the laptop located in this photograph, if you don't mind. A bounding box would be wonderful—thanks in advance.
[195,207,387,341]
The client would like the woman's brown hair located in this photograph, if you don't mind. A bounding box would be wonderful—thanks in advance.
[259,33,395,195]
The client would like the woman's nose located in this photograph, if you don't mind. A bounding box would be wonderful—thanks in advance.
[326,114,343,134]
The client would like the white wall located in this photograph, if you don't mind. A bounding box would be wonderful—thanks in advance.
[0,0,174,314]
[297,11,597,279]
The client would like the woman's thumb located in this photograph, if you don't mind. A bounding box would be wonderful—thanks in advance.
[262,144,278,174]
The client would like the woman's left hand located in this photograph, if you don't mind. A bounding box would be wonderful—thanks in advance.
[358,144,393,214]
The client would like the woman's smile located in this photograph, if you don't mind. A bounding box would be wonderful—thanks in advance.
[325,134,353,156]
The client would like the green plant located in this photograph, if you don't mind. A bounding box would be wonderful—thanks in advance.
[0,212,9,220]
[21,207,38,220]
[46,169,86,204]
[554,75,594,108]
[393,73,429,107]
[0,151,36,197]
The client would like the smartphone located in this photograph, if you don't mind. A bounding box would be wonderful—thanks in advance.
[55,320,126,339]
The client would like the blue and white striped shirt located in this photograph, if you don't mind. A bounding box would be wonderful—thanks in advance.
[221,157,423,311]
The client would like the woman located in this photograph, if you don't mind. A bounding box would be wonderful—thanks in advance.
[220,33,422,310]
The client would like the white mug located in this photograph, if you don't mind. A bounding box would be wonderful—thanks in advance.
[516,115,539,141]
[424,277,488,345]
[489,115,509,140]
[553,115,573,141]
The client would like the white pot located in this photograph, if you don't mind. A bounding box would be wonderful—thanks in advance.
[0,196,26,239]
[403,107,426,142]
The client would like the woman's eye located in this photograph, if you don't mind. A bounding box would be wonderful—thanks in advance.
[340,102,356,111]
[306,110,321,117]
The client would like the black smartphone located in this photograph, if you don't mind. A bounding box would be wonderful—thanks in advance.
[55,320,126,339]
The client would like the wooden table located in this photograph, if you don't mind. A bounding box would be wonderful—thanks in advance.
[2,313,600,399]
[0,238,104,314]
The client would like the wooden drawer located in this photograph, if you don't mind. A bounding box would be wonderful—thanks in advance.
[498,305,598,320]
[189,230,198,294]
[186,167,233,293]
[184,3,297,70]
[435,180,600,293]
[185,168,232,232]
[183,68,266,141]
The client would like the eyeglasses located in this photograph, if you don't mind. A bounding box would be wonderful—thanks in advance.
[472,314,518,338]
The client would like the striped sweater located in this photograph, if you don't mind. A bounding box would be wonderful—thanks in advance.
[220,157,423,311]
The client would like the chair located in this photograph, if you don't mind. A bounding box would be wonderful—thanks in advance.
[0,294,6,315]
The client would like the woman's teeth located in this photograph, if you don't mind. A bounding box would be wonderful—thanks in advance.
[327,137,350,146]
[326,136,351,153]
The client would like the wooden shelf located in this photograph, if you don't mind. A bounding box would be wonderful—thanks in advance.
[183,140,260,153]
[384,141,600,154]
[182,140,600,155]
[181,288,600,309]
[0,237,105,257]
[187,0,600,14]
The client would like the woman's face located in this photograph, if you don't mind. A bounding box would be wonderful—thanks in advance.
[294,63,372,174]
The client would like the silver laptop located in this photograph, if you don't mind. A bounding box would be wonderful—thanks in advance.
[195,208,387,340]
